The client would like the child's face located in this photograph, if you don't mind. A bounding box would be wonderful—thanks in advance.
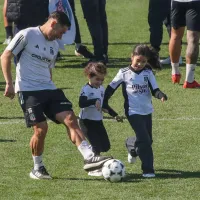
[89,74,105,88]
[131,55,147,71]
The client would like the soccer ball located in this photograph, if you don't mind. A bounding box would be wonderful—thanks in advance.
[102,159,125,182]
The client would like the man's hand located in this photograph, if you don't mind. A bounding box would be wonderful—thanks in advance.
[4,83,15,99]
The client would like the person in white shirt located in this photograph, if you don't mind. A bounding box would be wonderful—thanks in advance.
[169,0,200,88]
[0,11,111,180]
[104,45,167,178]
[79,62,123,176]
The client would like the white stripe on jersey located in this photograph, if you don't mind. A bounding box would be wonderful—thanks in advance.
[174,0,200,2]
[109,67,159,116]
[79,84,104,120]
[6,27,59,92]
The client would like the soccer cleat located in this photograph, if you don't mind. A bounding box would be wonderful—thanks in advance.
[172,74,181,84]
[142,173,155,178]
[29,166,52,180]
[183,80,200,89]
[88,169,103,177]
[128,153,136,164]
[75,45,94,59]
[84,155,112,171]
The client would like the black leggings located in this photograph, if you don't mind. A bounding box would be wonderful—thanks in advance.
[126,114,154,174]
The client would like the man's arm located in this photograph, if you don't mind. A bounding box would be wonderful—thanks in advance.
[1,50,15,99]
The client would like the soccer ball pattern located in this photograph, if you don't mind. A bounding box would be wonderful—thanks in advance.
[102,159,125,182]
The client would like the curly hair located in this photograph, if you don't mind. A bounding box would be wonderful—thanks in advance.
[84,62,107,77]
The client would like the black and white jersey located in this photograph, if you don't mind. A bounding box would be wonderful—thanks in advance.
[106,66,159,116]
[79,84,105,120]
[6,27,59,92]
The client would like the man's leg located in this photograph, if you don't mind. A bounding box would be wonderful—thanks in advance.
[29,121,52,179]
[80,0,104,61]
[148,0,171,52]
[183,30,200,88]
[55,111,112,171]
[3,0,13,45]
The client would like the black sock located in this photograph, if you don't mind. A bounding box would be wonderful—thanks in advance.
[5,26,13,38]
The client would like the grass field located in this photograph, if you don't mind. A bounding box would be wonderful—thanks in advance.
[1,0,200,199]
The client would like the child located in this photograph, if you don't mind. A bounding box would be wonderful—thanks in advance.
[79,62,123,176]
[103,44,167,178]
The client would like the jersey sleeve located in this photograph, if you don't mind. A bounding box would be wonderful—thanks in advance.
[148,71,159,90]
[79,86,98,108]
[6,30,28,56]
[109,69,123,89]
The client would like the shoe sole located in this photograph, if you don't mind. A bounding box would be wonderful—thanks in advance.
[84,158,112,171]
[29,172,52,180]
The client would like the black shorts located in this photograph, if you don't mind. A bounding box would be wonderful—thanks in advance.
[18,89,73,127]
[171,1,200,31]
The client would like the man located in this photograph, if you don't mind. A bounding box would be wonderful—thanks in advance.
[80,0,108,64]
[169,0,200,88]
[1,11,111,180]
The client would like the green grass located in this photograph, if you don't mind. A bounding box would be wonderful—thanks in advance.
[1,0,200,199]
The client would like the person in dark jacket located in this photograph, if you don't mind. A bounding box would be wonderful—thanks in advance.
[80,0,108,64]
[6,0,49,34]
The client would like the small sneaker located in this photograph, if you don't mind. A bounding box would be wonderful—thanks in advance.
[3,36,12,45]
[142,173,155,178]
[88,169,103,177]
[75,45,94,59]
[84,155,112,171]
[183,80,200,89]
[29,166,52,180]
[172,74,181,84]
[160,56,182,65]
[160,57,171,65]
[128,153,136,164]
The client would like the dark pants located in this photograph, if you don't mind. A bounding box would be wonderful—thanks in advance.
[68,0,81,44]
[81,119,110,155]
[80,0,108,59]
[126,114,154,174]
[148,0,171,52]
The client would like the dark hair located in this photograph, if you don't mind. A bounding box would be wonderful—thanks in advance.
[49,11,71,27]
[132,44,161,70]
[84,62,107,77]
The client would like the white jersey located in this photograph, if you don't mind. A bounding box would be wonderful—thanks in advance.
[6,27,59,92]
[174,0,200,2]
[79,84,104,120]
[109,67,159,116]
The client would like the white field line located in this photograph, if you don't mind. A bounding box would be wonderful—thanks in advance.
[1,117,200,125]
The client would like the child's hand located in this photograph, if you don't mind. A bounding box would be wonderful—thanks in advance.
[161,94,167,102]
[115,115,123,122]
[95,99,101,111]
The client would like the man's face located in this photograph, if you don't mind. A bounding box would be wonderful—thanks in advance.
[47,20,68,41]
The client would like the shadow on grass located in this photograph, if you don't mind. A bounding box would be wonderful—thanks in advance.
[156,169,200,179]
[0,116,24,119]
[53,176,141,183]
[0,139,17,142]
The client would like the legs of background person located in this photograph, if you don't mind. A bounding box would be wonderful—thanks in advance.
[3,0,13,44]
[148,0,171,53]
[169,27,185,83]
[68,0,94,59]
[80,0,107,62]
[184,30,200,86]
[161,14,183,65]
[127,114,154,174]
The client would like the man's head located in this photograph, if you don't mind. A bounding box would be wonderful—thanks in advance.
[43,11,71,41]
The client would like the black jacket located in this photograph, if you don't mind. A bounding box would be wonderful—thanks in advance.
[6,0,49,26]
